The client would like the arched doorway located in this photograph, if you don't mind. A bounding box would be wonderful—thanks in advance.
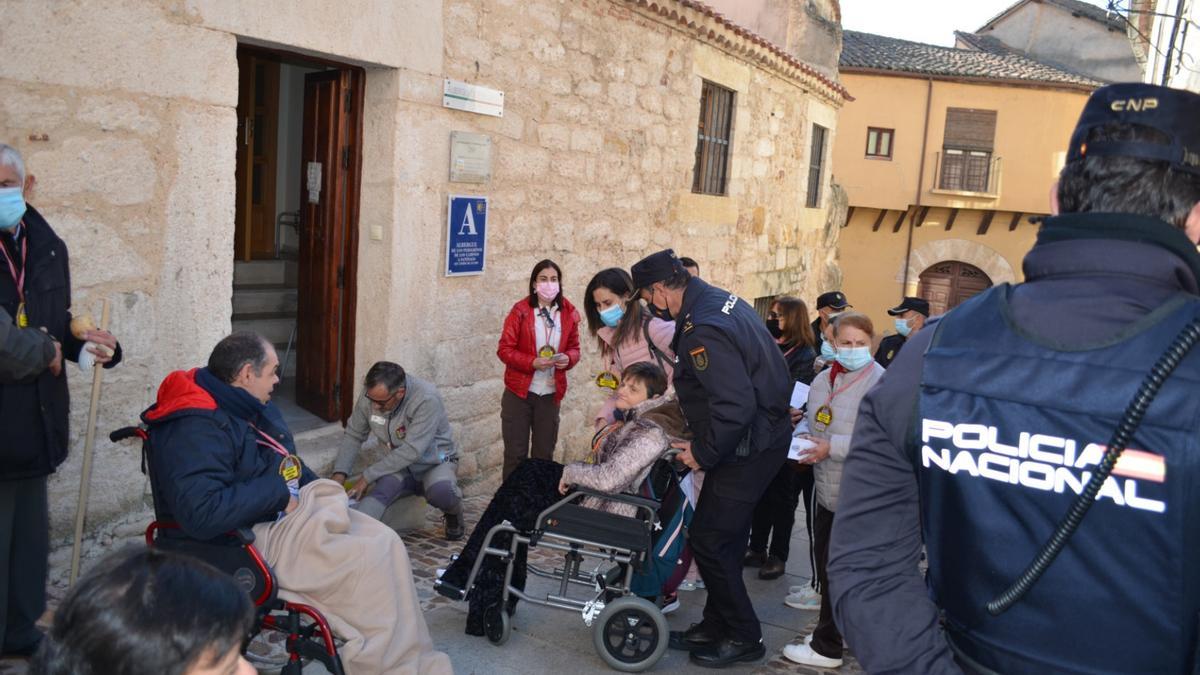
[918,260,993,316]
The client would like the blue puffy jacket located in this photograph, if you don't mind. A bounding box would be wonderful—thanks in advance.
[141,367,316,541]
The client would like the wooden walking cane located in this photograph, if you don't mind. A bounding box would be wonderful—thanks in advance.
[69,298,110,586]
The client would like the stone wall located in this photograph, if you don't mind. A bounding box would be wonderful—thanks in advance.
[0,0,845,573]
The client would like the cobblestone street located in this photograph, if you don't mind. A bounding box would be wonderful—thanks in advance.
[0,493,861,675]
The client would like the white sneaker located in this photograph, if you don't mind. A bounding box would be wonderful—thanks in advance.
[785,586,820,610]
[677,579,705,592]
[789,584,816,594]
[782,642,842,668]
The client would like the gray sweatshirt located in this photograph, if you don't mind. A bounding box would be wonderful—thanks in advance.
[332,374,458,483]
[0,307,54,383]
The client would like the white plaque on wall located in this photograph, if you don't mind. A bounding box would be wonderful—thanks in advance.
[449,131,493,183]
[443,79,504,117]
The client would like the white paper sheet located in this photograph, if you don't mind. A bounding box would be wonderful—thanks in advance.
[789,381,811,409]
[788,436,816,461]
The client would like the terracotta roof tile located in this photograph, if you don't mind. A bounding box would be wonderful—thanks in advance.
[840,30,1104,89]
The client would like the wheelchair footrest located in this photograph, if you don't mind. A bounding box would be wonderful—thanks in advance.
[434,579,466,601]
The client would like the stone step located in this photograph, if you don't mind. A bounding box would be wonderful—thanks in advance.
[233,259,298,287]
[231,312,295,345]
[232,285,298,315]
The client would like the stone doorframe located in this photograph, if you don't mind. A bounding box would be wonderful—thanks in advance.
[899,239,1017,296]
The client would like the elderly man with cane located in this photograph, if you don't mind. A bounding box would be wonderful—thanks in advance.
[0,144,122,660]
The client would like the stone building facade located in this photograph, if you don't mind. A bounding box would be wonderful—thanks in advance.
[1,0,847,568]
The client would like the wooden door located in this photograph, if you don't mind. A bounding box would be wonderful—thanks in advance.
[918,261,993,316]
[234,52,280,261]
[295,69,362,421]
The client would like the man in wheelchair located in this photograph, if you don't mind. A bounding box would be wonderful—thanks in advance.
[140,332,451,675]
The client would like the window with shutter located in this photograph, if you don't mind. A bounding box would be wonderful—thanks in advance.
[806,124,828,208]
[939,108,996,192]
[866,127,894,159]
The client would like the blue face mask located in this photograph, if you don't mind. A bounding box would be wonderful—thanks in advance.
[599,304,625,328]
[0,188,26,231]
[835,346,873,371]
[895,317,912,337]
[820,340,837,361]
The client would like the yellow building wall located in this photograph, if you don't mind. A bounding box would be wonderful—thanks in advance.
[839,207,1039,333]
[833,73,1089,214]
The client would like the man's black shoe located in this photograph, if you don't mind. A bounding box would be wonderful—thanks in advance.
[444,513,464,541]
[668,623,720,651]
[689,638,766,668]
[742,549,767,567]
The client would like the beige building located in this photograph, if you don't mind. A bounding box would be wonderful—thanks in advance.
[1,0,848,568]
[833,30,1099,332]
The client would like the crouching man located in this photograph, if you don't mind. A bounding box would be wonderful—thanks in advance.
[141,333,451,675]
[331,361,465,540]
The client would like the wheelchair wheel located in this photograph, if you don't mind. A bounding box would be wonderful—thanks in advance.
[591,596,668,672]
[484,603,512,646]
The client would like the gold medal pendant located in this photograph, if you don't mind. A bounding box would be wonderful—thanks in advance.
[15,302,27,328]
[538,345,555,359]
[279,454,303,483]
[596,371,619,390]
[814,405,833,429]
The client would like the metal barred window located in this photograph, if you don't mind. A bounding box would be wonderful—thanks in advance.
[692,80,735,195]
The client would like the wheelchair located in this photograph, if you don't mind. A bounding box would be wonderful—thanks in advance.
[434,452,686,673]
[111,425,345,675]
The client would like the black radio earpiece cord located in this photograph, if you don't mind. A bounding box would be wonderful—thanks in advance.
[987,317,1200,616]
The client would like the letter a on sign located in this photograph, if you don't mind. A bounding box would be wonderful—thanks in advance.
[458,206,478,236]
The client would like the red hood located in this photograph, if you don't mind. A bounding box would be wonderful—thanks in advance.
[143,368,217,422]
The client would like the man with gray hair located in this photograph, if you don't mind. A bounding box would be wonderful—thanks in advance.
[331,361,465,540]
[0,143,122,659]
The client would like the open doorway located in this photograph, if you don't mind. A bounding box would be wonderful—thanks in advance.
[231,46,364,431]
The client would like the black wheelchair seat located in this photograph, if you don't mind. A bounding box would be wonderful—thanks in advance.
[540,503,651,555]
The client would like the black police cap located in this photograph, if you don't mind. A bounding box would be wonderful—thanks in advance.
[1066,83,1200,175]
[887,296,930,317]
[630,249,685,294]
[816,291,849,310]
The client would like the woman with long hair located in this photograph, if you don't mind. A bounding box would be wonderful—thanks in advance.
[745,296,818,580]
[582,267,675,430]
[496,259,581,479]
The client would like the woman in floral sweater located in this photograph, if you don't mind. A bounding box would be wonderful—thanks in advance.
[439,362,687,636]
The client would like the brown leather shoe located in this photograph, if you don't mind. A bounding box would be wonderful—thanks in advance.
[742,549,767,567]
[758,555,786,580]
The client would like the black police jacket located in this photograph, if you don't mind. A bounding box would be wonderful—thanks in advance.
[0,206,122,480]
[826,212,1200,674]
[670,277,791,469]
[873,333,906,368]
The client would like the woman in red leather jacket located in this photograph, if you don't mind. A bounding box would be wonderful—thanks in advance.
[496,259,581,479]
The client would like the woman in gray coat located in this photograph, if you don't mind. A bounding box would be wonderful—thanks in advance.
[785,312,885,669]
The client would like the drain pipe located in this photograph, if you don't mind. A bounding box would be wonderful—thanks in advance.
[902,77,934,295]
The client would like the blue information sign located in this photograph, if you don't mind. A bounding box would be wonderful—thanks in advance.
[446,195,488,276]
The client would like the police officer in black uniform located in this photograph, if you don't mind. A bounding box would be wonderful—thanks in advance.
[812,291,850,359]
[827,83,1200,674]
[629,249,791,668]
[874,296,929,368]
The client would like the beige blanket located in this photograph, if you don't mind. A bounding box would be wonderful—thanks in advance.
[252,479,452,675]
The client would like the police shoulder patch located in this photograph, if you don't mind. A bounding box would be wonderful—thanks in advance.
[689,346,708,371]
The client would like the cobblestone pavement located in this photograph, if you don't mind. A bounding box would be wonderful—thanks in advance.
[0,494,862,674]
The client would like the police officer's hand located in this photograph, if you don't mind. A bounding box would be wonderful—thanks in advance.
[347,476,372,500]
[671,440,701,470]
[789,406,804,426]
[801,435,830,464]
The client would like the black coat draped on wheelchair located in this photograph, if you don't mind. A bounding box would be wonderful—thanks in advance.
[110,425,345,675]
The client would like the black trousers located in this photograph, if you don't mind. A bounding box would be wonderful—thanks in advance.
[748,464,813,561]
[441,459,564,636]
[500,390,560,480]
[689,446,786,643]
[810,503,843,659]
[0,476,48,652]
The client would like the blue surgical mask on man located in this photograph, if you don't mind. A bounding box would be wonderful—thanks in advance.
[599,304,625,328]
[895,317,912,337]
[835,346,873,371]
[820,340,837,361]
[0,188,26,231]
